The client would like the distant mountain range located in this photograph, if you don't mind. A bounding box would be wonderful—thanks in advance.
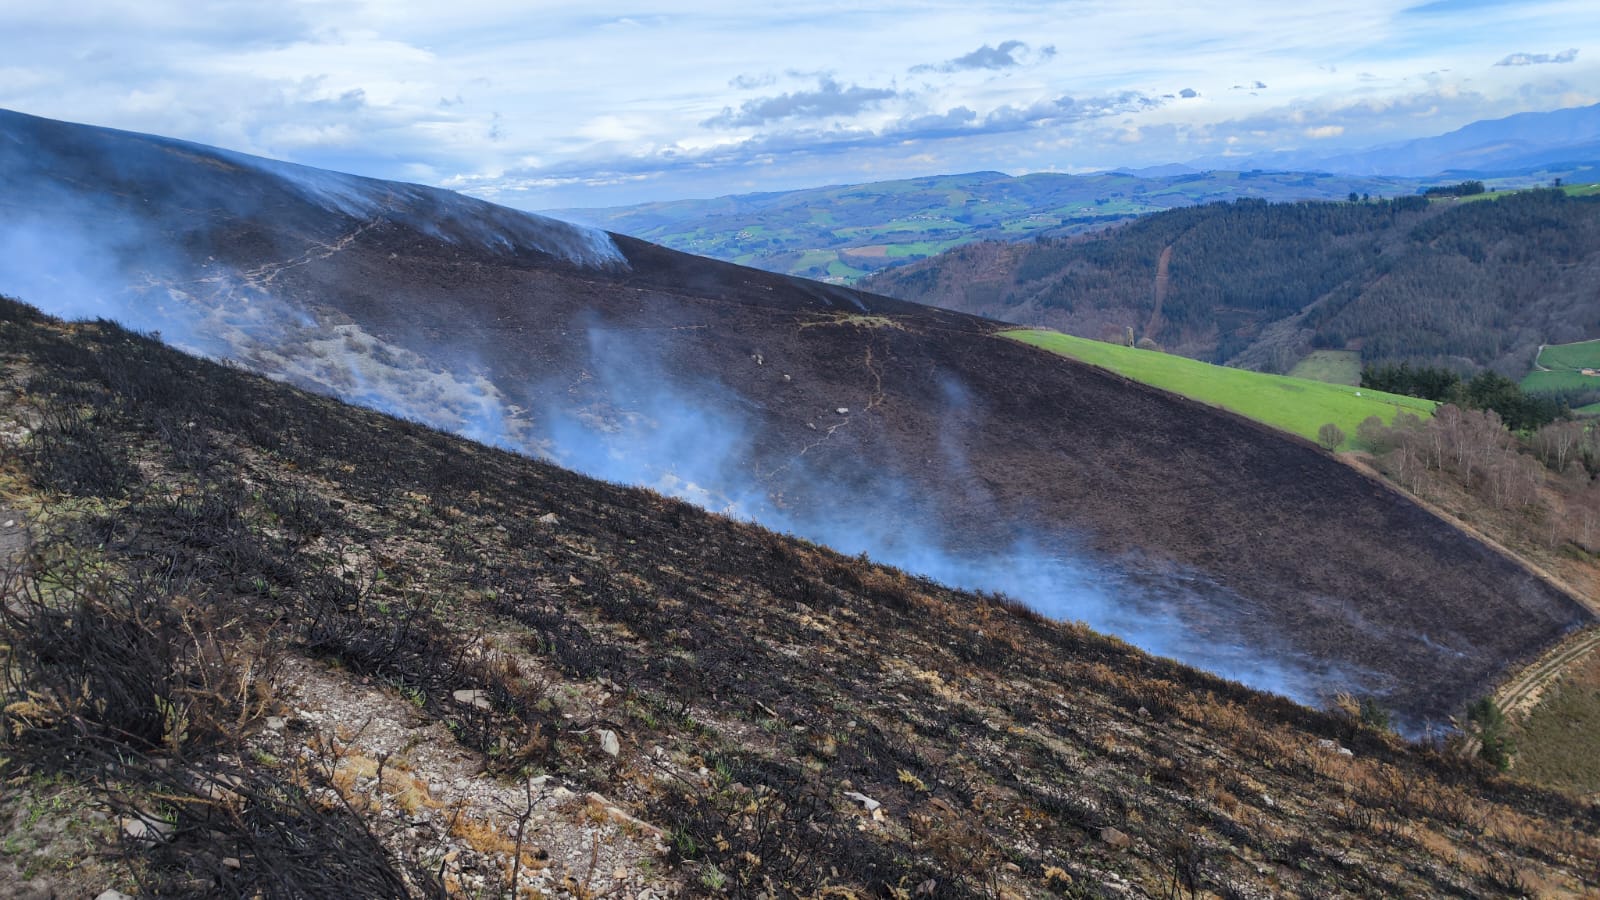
[554,104,1600,283]
[1188,102,1600,176]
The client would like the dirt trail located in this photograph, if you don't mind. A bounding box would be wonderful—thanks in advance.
[1493,627,1600,720]
[1144,244,1173,340]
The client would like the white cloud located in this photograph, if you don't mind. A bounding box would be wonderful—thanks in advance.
[0,0,1596,206]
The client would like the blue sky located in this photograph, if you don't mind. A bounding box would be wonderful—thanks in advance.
[0,1,1595,208]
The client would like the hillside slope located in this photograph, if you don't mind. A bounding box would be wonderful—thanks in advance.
[0,107,1591,727]
[864,191,1600,378]
[551,169,1432,283]
[3,301,1598,898]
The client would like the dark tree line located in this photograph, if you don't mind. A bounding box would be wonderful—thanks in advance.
[1422,180,1487,198]
[1361,364,1565,430]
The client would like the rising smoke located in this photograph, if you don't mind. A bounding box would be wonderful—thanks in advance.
[0,111,1388,727]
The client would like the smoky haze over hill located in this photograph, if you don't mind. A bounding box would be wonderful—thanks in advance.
[1,107,1590,729]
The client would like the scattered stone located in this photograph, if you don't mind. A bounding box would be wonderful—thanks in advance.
[222,857,241,870]
[782,373,791,382]
[836,407,849,415]
[585,792,665,839]
[452,689,492,710]
[1136,706,1150,718]
[598,728,621,757]
[1316,738,1337,752]
[2,519,14,527]
[96,892,135,900]
[537,512,560,525]
[1337,746,1355,757]
[120,814,172,844]
[844,790,880,812]
[613,866,628,880]
[1100,826,1132,850]
[265,715,287,730]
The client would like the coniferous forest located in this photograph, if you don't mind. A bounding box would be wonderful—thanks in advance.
[867,189,1600,380]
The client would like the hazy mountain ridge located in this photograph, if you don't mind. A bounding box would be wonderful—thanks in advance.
[864,189,1600,379]
[1189,102,1600,176]
[550,169,1435,283]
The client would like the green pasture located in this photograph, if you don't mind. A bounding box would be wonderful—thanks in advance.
[1523,339,1600,395]
[1004,330,1436,450]
[1288,350,1362,385]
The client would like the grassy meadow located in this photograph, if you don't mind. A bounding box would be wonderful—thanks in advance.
[1287,349,1362,385]
[1523,339,1600,395]
[1004,329,1436,449]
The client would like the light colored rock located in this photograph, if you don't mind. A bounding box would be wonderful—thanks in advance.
[537,512,560,525]
[598,728,620,757]
[1100,826,1133,850]
[119,814,171,843]
[585,792,665,839]
[1337,746,1355,757]
[222,857,241,870]
[452,689,492,710]
[265,715,287,730]
[836,407,849,414]
[844,790,880,812]
[96,892,135,900]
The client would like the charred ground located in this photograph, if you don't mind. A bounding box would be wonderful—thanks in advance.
[0,107,1591,726]
[3,300,1600,897]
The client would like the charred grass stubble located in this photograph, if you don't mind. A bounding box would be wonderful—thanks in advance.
[0,316,452,896]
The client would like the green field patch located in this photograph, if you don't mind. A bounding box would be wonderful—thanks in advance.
[1288,350,1362,385]
[1523,339,1600,395]
[886,239,967,259]
[840,245,891,259]
[1534,338,1600,371]
[824,258,868,280]
[1576,402,1600,417]
[1523,371,1600,394]
[1004,330,1435,449]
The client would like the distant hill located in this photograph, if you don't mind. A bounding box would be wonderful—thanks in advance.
[550,169,1433,282]
[1190,102,1600,176]
[864,188,1600,382]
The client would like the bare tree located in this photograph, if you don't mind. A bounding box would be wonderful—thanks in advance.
[1316,422,1346,451]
